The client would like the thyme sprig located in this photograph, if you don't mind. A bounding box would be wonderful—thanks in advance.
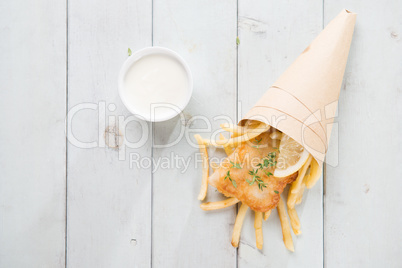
[246,169,267,190]
[230,161,242,169]
[225,171,237,188]
[246,149,279,192]
[252,137,262,148]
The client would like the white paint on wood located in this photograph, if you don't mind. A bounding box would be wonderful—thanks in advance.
[0,0,66,267]
[67,0,153,267]
[237,1,324,267]
[324,2,402,267]
[2,0,402,267]
[151,0,238,267]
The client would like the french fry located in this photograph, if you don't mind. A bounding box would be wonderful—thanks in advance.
[224,146,236,156]
[287,191,297,210]
[231,203,249,247]
[277,197,294,252]
[202,138,214,146]
[264,210,271,221]
[202,137,231,148]
[200,197,239,211]
[220,123,246,137]
[211,123,270,148]
[295,183,306,205]
[254,212,263,249]
[295,166,311,204]
[269,131,282,140]
[287,155,312,209]
[291,155,312,194]
[269,131,282,148]
[287,207,301,235]
[244,120,261,129]
[219,133,236,156]
[210,160,220,171]
[305,158,322,189]
[194,134,209,200]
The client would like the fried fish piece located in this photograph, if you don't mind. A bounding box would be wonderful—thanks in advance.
[208,131,298,212]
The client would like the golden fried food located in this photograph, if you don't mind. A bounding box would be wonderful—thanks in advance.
[200,197,239,211]
[194,134,209,201]
[208,131,298,212]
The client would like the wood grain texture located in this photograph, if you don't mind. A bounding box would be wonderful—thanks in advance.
[0,0,66,267]
[237,1,324,267]
[151,0,237,267]
[324,2,402,267]
[2,1,402,267]
[67,0,152,267]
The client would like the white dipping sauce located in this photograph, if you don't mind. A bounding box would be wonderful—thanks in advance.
[123,54,189,119]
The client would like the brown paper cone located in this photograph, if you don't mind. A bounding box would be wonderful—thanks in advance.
[240,9,357,166]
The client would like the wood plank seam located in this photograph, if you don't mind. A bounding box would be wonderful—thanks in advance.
[236,0,239,267]
[322,2,325,268]
[65,0,69,267]
[151,0,154,266]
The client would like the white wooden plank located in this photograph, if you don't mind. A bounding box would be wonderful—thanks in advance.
[324,2,402,267]
[0,0,66,267]
[151,0,237,267]
[67,0,152,267]
[237,1,324,267]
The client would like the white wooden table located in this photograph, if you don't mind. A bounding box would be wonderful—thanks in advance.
[1,0,401,267]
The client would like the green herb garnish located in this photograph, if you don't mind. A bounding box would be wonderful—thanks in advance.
[265,152,278,167]
[230,161,242,169]
[236,37,240,46]
[248,169,259,179]
[274,190,279,194]
[245,149,279,191]
[246,169,266,190]
[225,171,237,188]
[264,171,273,177]
[252,137,262,148]
[256,178,267,190]
[128,48,132,56]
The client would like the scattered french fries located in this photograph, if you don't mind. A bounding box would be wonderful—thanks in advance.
[197,121,324,251]
[254,212,263,249]
[231,203,248,247]
[277,197,294,252]
[194,134,209,200]
[200,197,239,211]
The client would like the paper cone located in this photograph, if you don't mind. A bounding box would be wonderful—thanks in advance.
[240,9,357,165]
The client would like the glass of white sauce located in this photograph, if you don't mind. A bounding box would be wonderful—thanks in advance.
[118,47,193,122]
